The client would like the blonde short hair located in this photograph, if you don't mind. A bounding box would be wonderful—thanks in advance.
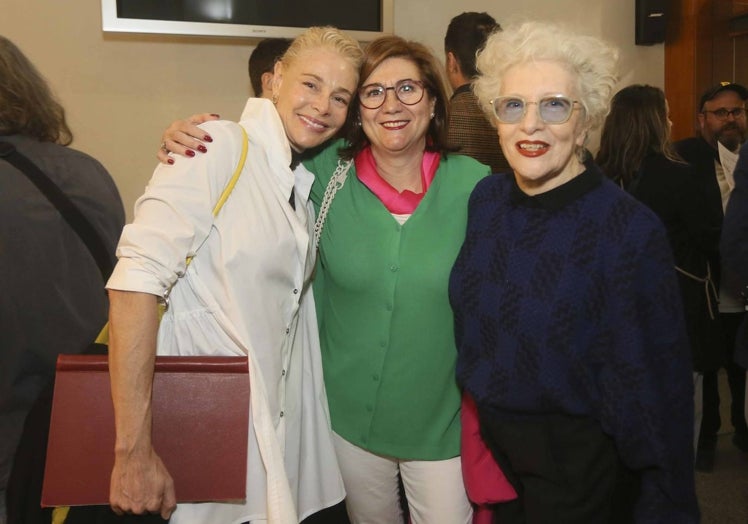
[473,21,619,131]
[281,26,364,77]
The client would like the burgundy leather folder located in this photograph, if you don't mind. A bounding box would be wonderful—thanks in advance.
[41,354,249,507]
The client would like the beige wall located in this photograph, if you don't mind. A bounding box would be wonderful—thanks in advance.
[2,0,663,219]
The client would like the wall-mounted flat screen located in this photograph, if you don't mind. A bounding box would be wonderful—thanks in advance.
[101,0,394,41]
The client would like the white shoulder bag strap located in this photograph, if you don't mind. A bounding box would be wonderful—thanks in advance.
[313,159,353,248]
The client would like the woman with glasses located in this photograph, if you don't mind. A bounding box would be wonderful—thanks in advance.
[302,36,487,523]
[449,22,699,522]
[597,84,721,458]
[156,35,489,523]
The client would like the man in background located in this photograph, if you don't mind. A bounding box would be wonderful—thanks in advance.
[444,12,509,173]
[722,142,748,449]
[674,82,748,471]
[248,37,292,98]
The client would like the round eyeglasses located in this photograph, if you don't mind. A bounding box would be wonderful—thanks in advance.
[358,79,426,109]
[490,95,581,124]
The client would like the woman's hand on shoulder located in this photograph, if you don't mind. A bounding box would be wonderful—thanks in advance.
[158,113,221,164]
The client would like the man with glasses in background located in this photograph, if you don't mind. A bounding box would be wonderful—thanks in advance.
[674,82,748,472]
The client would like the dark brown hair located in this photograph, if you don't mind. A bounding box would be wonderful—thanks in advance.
[0,36,72,145]
[340,35,452,160]
[444,12,500,79]
[248,38,292,96]
[596,84,682,187]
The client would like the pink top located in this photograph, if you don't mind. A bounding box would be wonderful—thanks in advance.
[461,392,517,504]
[355,146,440,213]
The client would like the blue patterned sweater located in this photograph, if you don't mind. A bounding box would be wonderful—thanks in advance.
[449,165,698,522]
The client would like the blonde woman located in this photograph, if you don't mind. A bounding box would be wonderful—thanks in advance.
[106,27,362,523]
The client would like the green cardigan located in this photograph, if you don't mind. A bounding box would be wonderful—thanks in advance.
[306,141,490,460]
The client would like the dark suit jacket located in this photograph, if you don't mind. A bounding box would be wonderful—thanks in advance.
[722,141,748,364]
[628,153,722,371]
[673,136,725,288]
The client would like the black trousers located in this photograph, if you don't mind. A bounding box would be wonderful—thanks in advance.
[699,311,748,449]
[477,407,639,524]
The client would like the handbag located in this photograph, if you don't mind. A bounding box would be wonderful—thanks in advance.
[42,354,250,507]
[41,124,251,509]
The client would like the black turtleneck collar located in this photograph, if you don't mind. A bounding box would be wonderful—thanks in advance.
[510,162,604,211]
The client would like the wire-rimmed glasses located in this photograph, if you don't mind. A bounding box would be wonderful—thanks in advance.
[702,107,747,120]
[489,95,581,124]
[358,79,426,109]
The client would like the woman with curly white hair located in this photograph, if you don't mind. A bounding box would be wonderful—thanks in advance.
[449,21,699,522]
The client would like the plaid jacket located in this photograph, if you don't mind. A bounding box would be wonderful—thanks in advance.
[448,84,510,173]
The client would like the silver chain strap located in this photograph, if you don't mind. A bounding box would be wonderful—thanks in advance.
[313,159,352,247]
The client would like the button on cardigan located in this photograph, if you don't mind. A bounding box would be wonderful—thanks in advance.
[307,141,490,460]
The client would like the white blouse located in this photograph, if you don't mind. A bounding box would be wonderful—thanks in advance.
[107,98,343,523]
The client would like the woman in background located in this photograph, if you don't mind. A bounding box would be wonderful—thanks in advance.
[597,84,721,454]
[450,22,698,522]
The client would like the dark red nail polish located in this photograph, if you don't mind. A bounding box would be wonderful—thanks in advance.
[204,135,213,143]
[210,113,220,118]
[185,149,195,157]
[197,145,208,153]
[167,158,174,165]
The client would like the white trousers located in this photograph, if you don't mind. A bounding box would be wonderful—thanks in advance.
[332,433,472,524]
[694,372,703,455]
